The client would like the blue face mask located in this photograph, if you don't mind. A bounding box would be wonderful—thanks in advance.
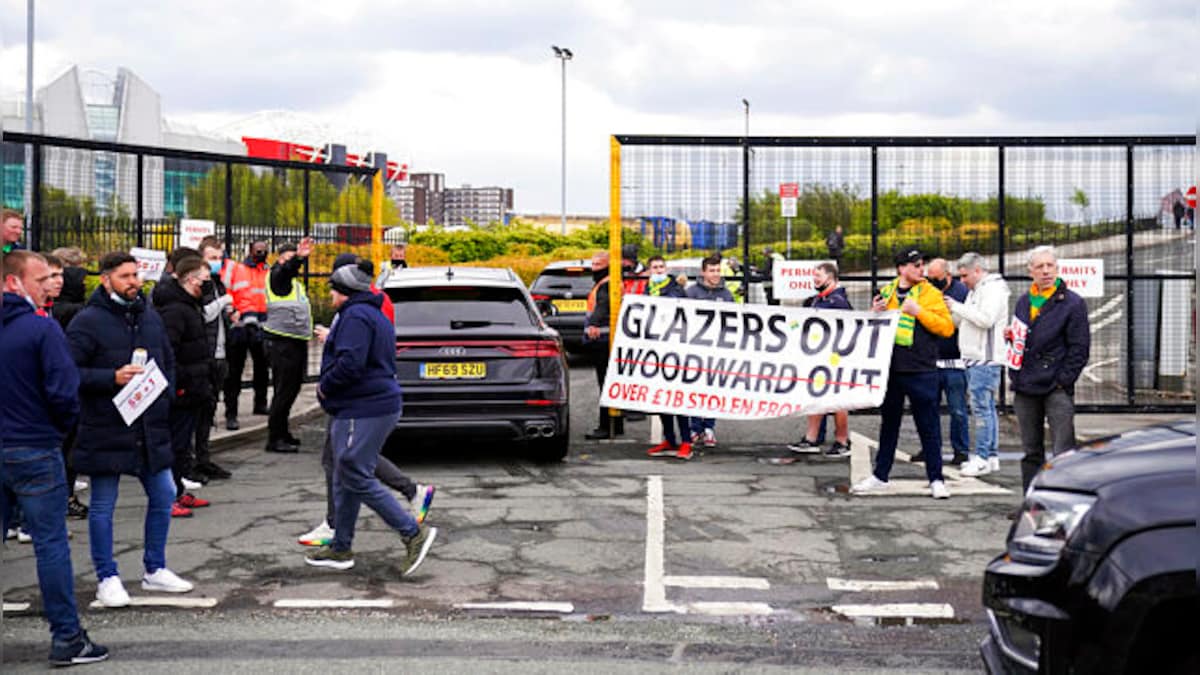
[649,273,668,284]
[110,292,132,307]
[209,260,222,274]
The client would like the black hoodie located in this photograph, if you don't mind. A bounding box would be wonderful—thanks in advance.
[152,275,212,408]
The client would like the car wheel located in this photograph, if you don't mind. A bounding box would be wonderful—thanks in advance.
[529,423,569,463]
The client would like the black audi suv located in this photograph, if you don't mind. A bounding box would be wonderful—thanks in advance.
[383,267,570,461]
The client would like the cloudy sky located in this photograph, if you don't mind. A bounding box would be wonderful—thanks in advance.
[0,0,1194,214]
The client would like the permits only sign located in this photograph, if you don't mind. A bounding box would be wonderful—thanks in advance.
[1057,258,1103,298]
[772,260,822,300]
[179,219,216,249]
[599,295,899,420]
[780,182,799,218]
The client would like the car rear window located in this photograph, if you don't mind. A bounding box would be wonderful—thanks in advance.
[387,286,538,328]
[531,269,593,294]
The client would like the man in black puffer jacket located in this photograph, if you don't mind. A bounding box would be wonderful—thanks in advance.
[67,252,195,608]
[152,255,213,516]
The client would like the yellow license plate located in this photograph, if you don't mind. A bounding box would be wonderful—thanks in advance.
[420,362,486,379]
[553,299,587,312]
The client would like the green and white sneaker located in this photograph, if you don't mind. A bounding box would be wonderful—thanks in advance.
[305,545,354,570]
[401,525,438,577]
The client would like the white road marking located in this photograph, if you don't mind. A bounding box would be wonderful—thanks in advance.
[827,578,939,592]
[3,601,31,612]
[89,597,218,609]
[849,432,1010,496]
[1087,294,1124,324]
[642,475,680,613]
[1082,357,1120,383]
[687,602,774,616]
[456,601,575,613]
[664,575,770,590]
[274,599,394,609]
[831,603,954,619]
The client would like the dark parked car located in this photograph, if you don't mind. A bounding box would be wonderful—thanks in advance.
[980,421,1197,674]
[383,267,570,461]
[530,260,594,352]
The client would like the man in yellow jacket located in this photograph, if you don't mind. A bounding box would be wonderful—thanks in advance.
[853,247,956,499]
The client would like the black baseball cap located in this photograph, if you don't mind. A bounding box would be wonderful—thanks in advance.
[894,247,925,266]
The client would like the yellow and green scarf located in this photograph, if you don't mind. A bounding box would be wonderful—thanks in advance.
[880,278,920,346]
[1028,278,1061,323]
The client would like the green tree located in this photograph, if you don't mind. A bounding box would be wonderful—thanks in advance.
[1071,188,1090,226]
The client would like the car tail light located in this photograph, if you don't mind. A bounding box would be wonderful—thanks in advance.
[525,399,564,406]
[498,340,562,358]
[531,293,551,301]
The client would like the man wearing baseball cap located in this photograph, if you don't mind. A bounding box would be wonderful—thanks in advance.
[852,247,956,499]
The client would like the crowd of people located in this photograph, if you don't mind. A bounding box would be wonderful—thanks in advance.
[0,208,435,666]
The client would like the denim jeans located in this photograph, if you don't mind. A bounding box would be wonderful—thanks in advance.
[88,467,175,581]
[322,416,416,525]
[689,417,716,436]
[0,445,81,642]
[938,368,970,455]
[660,414,691,446]
[1013,389,1077,492]
[331,411,418,552]
[875,371,944,483]
[966,365,1001,460]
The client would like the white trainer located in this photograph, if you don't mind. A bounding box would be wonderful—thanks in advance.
[180,476,204,491]
[142,568,194,593]
[96,576,131,608]
[850,475,889,494]
[297,520,335,547]
[930,480,951,499]
[74,478,89,492]
[959,456,992,477]
[703,428,717,448]
[988,457,1001,472]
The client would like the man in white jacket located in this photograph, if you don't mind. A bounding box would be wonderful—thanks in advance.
[946,252,1010,477]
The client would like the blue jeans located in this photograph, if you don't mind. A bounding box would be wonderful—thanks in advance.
[331,411,418,552]
[689,417,715,436]
[1,445,82,642]
[966,365,1001,460]
[660,414,692,446]
[939,368,970,455]
[875,371,944,483]
[88,467,175,581]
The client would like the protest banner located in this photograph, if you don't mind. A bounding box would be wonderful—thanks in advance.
[130,247,167,282]
[599,295,899,420]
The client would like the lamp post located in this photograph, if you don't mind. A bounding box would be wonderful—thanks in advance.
[552,45,573,236]
[24,0,35,229]
[741,98,750,297]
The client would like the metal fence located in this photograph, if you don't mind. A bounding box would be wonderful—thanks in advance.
[611,135,1197,413]
[2,131,388,380]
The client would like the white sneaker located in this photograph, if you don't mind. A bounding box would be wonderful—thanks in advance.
[181,476,204,491]
[16,527,32,543]
[408,484,435,525]
[930,480,951,499]
[74,478,89,492]
[988,457,1001,472]
[298,520,335,547]
[959,456,992,477]
[142,568,194,593]
[4,527,16,541]
[96,576,131,608]
[703,428,717,448]
[850,475,889,494]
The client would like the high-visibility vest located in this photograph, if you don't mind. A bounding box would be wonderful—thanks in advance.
[225,261,269,315]
[264,278,313,340]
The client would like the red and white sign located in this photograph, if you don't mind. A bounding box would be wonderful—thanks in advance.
[130,247,167,282]
[779,183,799,218]
[179,219,215,250]
[1186,185,1196,209]
[113,359,169,426]
[772,260,823,300]
[1057,258,1104,298]
[1005,318,1029,370]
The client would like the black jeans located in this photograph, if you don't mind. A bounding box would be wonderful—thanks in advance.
[267,337,308,444]
[194,359,228,466]
[590,344,623,434]
[224,325,269,419]
[875,370,944,484]
[168,406,199,495]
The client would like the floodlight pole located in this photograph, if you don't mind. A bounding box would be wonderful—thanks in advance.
[552,46,573,236]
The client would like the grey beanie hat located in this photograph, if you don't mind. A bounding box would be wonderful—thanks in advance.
[329,260,374,296]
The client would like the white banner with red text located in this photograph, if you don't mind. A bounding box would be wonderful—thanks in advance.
[599,296,899,420]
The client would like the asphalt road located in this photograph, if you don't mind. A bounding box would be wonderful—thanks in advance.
[0,363,1183,672]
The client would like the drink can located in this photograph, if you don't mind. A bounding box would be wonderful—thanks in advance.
[131,348,148,367]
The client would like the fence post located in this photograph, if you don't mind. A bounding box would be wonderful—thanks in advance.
[135,153,144,248]
[1125,144,1135,406]
[742,139,751,296]
[997,145,1007,411]
[30,141,42,251]
[869,145,878,291]
[223,161,233,254]
[302,169,310,288]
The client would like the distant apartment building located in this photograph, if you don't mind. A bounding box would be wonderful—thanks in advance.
[389,172,445,225]
[443,185,514,228]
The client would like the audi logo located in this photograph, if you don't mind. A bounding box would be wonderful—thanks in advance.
[438,346,467,356]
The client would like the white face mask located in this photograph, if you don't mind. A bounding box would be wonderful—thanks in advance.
[12,277,38,309]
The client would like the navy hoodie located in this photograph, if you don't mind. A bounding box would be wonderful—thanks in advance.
[67,287,176,476]
[0,292,80,447]
[319,291,402,419]
[802,286,853,311]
